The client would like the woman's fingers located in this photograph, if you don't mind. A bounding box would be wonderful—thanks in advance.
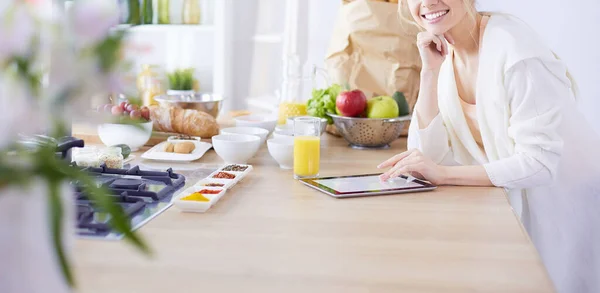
[388,163,423,180]
[443,32,455,45]
[440,35,448,56]
[380,153,420,180]
[417,33,443,54]
[377,149,414,169]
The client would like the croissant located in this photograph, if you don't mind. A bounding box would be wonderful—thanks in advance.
[149,105,220,138]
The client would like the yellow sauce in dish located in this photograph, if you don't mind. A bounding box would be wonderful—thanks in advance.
[181,192,210,202]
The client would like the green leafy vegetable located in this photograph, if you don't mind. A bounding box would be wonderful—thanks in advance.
[307,84,342,124]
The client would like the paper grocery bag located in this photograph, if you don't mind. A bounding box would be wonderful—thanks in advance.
[325,0,422,136]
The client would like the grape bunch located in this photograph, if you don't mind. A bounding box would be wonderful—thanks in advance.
[97,101,151,122]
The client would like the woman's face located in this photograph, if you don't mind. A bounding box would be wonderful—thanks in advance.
[406,0,470,35]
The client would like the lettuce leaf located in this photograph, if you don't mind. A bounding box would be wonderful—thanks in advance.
[307,84,342,124]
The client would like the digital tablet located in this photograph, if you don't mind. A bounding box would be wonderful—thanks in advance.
[299,174,436,198]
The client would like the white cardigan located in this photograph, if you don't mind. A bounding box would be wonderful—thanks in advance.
[407,15,600,293]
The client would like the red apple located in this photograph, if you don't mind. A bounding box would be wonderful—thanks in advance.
[336,89,367,117]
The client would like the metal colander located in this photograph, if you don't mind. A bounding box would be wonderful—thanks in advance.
[328,114,411,149]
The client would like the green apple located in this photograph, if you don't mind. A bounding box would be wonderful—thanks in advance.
[366,96,399,119]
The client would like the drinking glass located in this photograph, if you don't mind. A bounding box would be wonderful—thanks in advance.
[293,117,321,179]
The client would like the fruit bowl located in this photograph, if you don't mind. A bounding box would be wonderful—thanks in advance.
[328,114,411,149]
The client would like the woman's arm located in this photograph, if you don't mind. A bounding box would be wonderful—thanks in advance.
[482,58,567,189]
[414,70,442,128]
[381,58,568,189]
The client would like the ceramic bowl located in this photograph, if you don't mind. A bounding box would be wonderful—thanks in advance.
[97,121,153,151]
[211,134,261,164]
[154,92,223,118]
[234,115,277,133]
[267,137,294,169]
[220,127,269,144]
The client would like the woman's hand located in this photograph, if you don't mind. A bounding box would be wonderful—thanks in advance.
[377,149,447,185]
[416,32,454,71]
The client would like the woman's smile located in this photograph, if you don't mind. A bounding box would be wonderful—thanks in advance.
[421,9,450,24]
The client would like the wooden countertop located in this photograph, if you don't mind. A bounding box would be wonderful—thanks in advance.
[73,133,555,293]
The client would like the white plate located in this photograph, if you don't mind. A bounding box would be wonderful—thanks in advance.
[172,186,227,213]
[141,141,212,162]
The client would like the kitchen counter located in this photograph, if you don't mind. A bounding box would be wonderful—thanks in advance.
[73,133,555,293]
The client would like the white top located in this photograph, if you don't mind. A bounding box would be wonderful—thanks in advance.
[407,14,600,293]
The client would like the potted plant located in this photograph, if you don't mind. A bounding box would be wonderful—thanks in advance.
[166,68,197,96]
[0,1,149,292]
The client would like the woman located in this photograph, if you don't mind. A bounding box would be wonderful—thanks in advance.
[378,0,600,292]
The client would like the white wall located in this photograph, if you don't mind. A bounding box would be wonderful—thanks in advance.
[477,0,600,133]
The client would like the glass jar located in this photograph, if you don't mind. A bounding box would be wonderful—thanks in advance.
[72,147,101,168]
[137,64,166,106]
[158,0,170,24]
[99,147,124,169]
[278,57,329,125]
[182,0,201,24]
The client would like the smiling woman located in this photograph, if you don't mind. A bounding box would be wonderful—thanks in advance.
[383,1,600,292]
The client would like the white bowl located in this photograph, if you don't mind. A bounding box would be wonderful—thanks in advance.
[267,137,294,169]
[220,127,269,144]
[211,134,261,164]
[97,121,153,151]
[273,129,294,139]
[234,115,277,133]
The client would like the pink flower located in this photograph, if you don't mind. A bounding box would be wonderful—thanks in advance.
[69,0,119,48]
[0,3,36,61]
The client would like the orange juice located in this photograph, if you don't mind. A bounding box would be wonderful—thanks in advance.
[294,136,320,178]
[278,102,307,125]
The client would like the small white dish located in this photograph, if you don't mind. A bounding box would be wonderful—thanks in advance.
[195,178,235,190]
[141,140,212,162]
[267,137,294,169]
[234,115,277,133]
[167,135,202,142]
[211,134,261,164]
[218,164,254,178]
[207,170,245,186]
[97,121,153,151]
[220,127,269,144]
[172,186,226,213]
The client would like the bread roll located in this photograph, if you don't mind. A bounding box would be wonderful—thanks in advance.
[163,142,175,152]
[150,105,220,138]
[174,142,195,154]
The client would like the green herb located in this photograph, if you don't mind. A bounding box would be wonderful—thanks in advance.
[307,84,341,124]
[167,68,195,91]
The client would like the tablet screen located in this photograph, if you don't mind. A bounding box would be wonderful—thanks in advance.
[313,175,423,193]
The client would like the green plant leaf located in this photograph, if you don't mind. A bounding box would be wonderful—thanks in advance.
[48,179,75,287]
[167,68,195,91]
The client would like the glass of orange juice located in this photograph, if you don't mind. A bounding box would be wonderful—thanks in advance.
[293,117,321,179]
